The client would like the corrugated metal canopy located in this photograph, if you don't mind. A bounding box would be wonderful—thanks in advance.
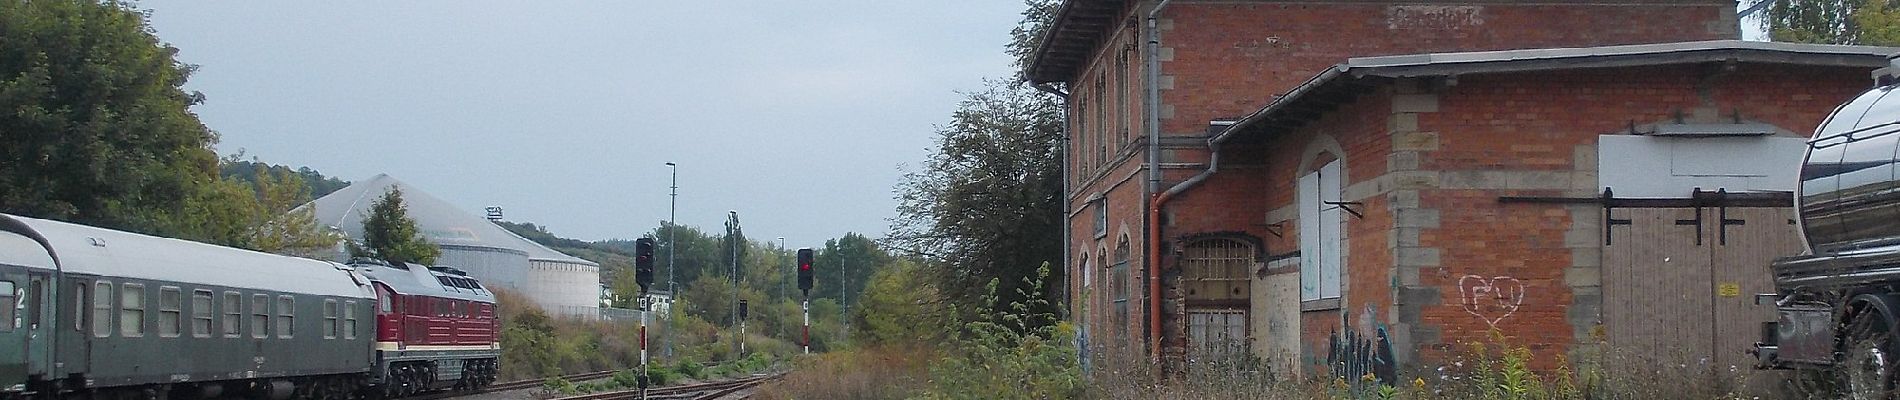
[1211,40,1899,145]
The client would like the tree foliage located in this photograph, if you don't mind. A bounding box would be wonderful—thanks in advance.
[1757,0,1900,45]
[220,159,349,199]
[890,78,1064,330]
[0,0,219,235]
[359,187,439,264]
[1006,0,1063,74]
[227,160,341,257]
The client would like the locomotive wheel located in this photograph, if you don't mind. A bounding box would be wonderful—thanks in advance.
[1844,311,1898,400]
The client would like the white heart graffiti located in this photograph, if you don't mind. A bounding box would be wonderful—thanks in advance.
[1459,275,1526,329]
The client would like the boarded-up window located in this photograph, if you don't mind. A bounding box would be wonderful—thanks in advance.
[1299,160,1344,301]
[1183,238,1252,303]
[1112,236,1131,339]
[1188,310,1248,363]
[1183,238,1256,365]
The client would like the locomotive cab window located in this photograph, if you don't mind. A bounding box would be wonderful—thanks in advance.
[120,283,145,337]
[92,281,111,337]
[276,296,293,338]
[376,286,391,315]
[157,286,181,337]
[221,291,240,338]
[191,290,212,338]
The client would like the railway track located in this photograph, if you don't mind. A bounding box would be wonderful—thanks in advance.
[550,372,786,400]
[410,369,619,400]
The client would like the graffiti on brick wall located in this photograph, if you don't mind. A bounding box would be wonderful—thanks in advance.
[1459,275,1526,329]
[1386,5,1483,30]
[1328,322,1396,385]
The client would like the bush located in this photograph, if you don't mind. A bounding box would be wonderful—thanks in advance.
[921,263,1082,400]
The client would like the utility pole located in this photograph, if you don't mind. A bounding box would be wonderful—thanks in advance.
[777,237,786,305]
[840,240,848,342]
[664,162,677,358]
[727,210,740,351]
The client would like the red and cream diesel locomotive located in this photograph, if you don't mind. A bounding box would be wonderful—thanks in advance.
[358,261,500,398]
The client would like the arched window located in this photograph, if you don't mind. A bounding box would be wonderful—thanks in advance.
[1112,236,1131,339]
[1182,237,1256,367]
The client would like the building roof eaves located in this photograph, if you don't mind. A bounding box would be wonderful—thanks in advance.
[1211,40,1896,145]
[1026,0,1123,84]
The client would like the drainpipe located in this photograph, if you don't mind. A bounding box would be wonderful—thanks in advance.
[1032,82,1073,315]
[1143,0,1173,365]
[1033,81,1080,368]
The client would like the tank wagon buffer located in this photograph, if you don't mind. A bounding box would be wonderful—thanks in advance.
[1756,56,1900,389]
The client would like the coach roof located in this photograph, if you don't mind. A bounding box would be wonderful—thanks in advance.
[0,213,372,299]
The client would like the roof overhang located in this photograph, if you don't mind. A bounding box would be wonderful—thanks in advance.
[1211,40,1898,145]
[1026,0,1125,84]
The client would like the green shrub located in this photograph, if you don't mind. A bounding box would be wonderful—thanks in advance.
[672,359,706,380]
[920,263,1082,400]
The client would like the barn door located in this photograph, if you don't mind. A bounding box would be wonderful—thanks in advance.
[1603,206,1798,370]
[1604,207,1713,365]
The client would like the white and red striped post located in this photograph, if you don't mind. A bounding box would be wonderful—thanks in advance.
[801,299,810,354]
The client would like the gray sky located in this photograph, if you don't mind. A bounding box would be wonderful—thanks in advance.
[143,2,1024,246]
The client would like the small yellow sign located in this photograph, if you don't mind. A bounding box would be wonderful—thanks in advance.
[1718,283,1742,297]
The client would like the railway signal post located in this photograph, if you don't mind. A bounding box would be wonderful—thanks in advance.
[635,238,657,398]
[796,248,814,354]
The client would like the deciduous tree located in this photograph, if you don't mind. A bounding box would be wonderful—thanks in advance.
[0,0,219,235]
[359,187,439,264]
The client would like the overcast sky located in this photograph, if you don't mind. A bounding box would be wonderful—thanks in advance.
[142,2,1024,246]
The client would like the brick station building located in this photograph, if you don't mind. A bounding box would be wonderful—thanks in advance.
[1029,0,1897,381]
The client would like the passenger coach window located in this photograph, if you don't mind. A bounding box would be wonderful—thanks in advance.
[222,292,240,337]
[276,296,293,338]
[73,283,85,332]
[191,290,212,338]
[120,283,145,337]
[323,299,338,339]
[0,281,15,332]
[26,279,41,327]
[92,282,110,337]
[251,294,268,338]
[344,301,357,340]
[157,287,181,337]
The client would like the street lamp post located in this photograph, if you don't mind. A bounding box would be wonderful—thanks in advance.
[664,162,677,358]
[728,210,739,336]
[777,237,786,304]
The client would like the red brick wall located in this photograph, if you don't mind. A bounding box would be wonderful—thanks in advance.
[1158,1,1736,135]
[1228,64,1871,374]
[1406,64,1866,365]
[1062,0,1742,364]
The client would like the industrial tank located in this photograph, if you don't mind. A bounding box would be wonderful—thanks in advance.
[1799,81,1900,255]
